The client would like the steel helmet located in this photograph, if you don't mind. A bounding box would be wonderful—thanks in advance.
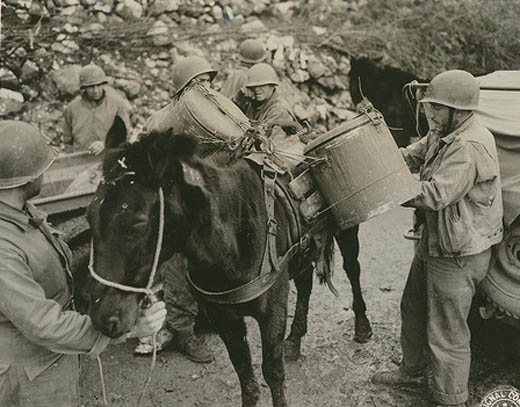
[239,39,266,64]
[171,56,217,95]
[0,121,57,190]
[420,70,479,110]
[246,63,279,88]
[79,64,107,88]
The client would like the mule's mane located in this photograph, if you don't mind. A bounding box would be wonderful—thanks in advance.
[102,129,199,184]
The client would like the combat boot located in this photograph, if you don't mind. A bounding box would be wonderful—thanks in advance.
[371,368,425,386]
[175,331,214,364]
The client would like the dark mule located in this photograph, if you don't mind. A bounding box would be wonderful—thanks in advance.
[86,119,371,406]
[349,56,428,146]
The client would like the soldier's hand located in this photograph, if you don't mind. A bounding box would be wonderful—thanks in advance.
[129,301,167,339]
[88,141,105,155]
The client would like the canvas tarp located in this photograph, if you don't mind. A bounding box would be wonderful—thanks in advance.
[475,71,520,227]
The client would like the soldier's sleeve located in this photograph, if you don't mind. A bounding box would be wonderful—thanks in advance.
[0,245,111,358]
[406,141,477,210]
[62,105,73,150]
[399,135,429,173]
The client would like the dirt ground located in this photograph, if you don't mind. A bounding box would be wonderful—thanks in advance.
[78,207,520,407]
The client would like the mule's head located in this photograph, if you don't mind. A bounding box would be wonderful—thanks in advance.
[87,122,204,338]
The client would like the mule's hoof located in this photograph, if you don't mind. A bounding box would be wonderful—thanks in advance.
[284,340,301,361]
[354,329,373,343]
[354,319,373,343]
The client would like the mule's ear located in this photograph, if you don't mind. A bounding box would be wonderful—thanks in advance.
[105,116,127,150]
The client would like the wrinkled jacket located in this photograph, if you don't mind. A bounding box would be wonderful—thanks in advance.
[0,201,110,402]
[220,65,249,99]
[241,89,301,129]
[63,87,131,151]
[401,115,503,257]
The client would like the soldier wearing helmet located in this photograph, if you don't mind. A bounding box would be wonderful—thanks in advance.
[239,62,301,134]
[0,121,166,406]
[145,56,217,134]
[220,38,266,101]
[63,64,132,154]
[138,56,216,364]
[372,70,503,407]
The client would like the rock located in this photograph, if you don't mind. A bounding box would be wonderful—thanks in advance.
[0,68,20,91]
[144,58,156,69]
[51,40,80,55]
[114,79,141,99]
[18,0,32,8]
[211,5,223,20]
[59,5,83,16]
[289,69,309,83]
[92,0,113,13]
[15,47,28,58]
[147,21,172,46]
[20,84,39,101]
[317,76,337,89]
[115,0,143,19]
[0,89,24,115]
[15,9,31,22]
[172,41,205,58]
[150,0,180,15]
[49,64,81,97]
[312,26,327,36]
[331,107,357,121]
[158,51,170,60]
[63,23,78,33]
[307,57,328,79]
[281,36,295,49]
[80,0,96,5]
[54,0,79,6]
[316,104,328,120]
[240,19,267,33]
[158,14,178,27]
[266,34,282,51]
[79,22,104,40]
[274,1,295,16]
[28,2,50,17]
[21,60,40,82]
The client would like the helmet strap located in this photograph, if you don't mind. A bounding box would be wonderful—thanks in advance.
[443,107,455,137]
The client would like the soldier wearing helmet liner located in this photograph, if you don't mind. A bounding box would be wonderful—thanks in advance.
[135,56,216,364]
[145,56,217,134]
[63,64,132,154]
[239,62,302,134]
[220,38,266,102]
[0,121,166,406]
[372,70,503,407]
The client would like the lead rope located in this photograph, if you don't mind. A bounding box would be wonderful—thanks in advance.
[89,187,165,406]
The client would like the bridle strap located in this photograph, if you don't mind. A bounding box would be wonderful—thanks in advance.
[88,187,165,295]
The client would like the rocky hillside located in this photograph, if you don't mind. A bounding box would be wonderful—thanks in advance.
[1,0,519,146]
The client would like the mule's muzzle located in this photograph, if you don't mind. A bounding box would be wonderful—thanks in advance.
[106,316,122,338]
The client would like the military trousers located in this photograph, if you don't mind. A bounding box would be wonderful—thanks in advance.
[161,253,198,335]
[399,240,491,405]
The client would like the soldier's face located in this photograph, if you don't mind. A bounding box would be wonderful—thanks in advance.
[250,85,275,102]
[191,73,212,87]
[85,84,105,102]
[423,102,451,134]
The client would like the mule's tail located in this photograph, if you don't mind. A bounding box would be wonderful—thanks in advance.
[316,233,339,297]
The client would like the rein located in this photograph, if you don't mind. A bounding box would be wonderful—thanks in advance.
[88,187,165,406]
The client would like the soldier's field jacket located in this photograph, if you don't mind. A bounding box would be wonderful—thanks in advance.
[401,115,503,257]
[0,201,110,404]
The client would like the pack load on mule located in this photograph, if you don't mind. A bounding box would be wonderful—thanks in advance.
[145,57,250,153]
[302,106,421,230]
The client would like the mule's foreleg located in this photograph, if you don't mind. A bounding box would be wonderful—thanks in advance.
[335,226,373,343]
[284,269,313,361]
[212,314,260,407]
[259,294,289,407]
